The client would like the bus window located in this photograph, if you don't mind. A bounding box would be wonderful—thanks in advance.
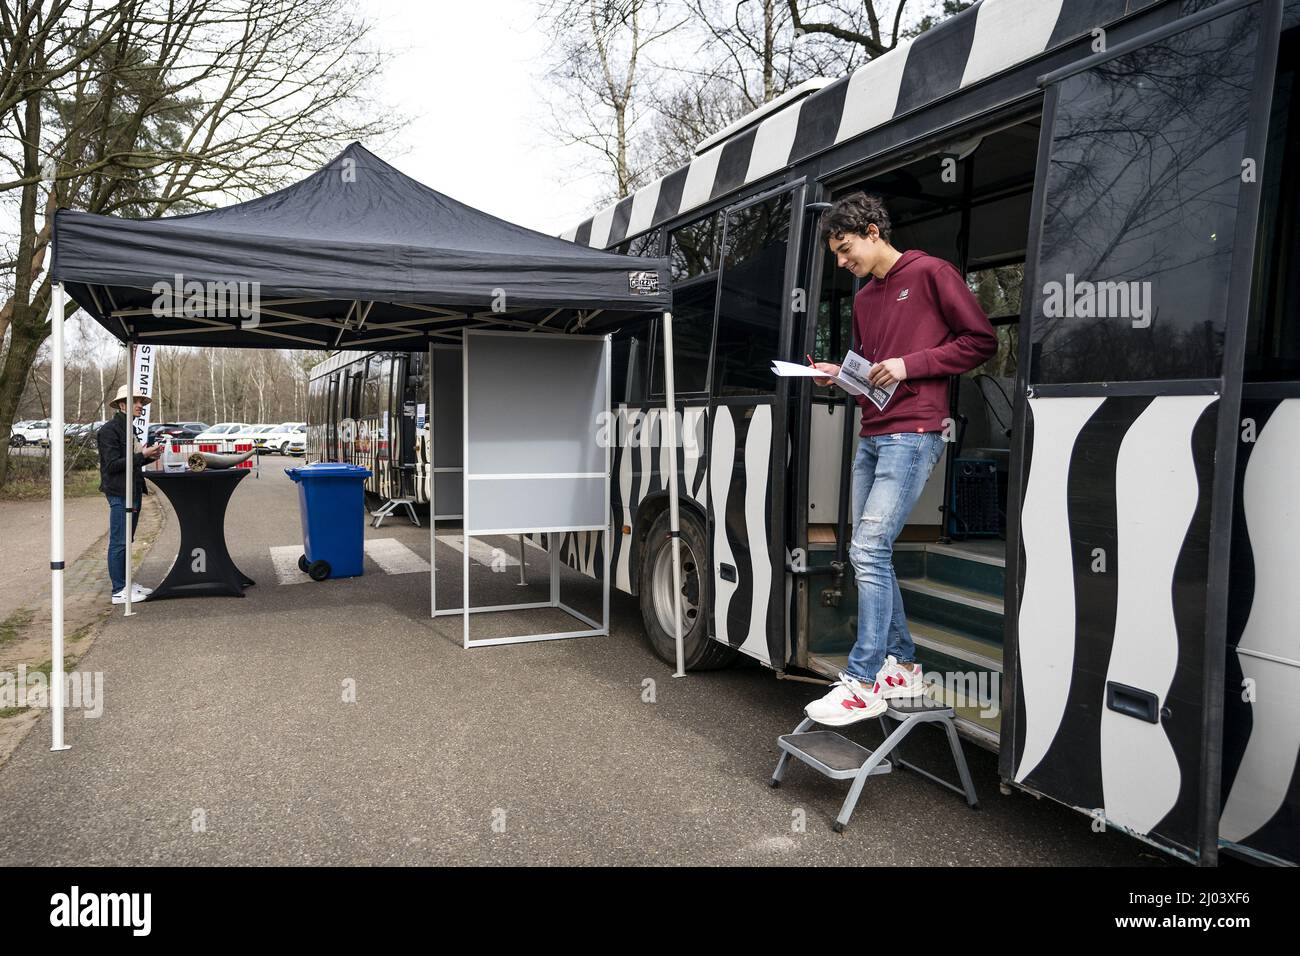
[359,358,381,418]
[711,190,793,396]
[1029,11,1260,384]
[348,367,362,420]
[651,213,720,396]
[966,264,1022,380]
[1245,21,1300,381]
[617,228,662,257]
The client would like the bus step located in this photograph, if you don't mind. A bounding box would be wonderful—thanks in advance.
[770,702,979,832]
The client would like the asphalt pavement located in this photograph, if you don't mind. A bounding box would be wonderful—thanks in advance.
[0,456,1169,865]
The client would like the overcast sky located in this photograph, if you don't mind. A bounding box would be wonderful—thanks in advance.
[361,0,608,238]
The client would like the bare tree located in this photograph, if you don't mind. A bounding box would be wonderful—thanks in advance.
[537,0,688,205]
[0,0,396,484]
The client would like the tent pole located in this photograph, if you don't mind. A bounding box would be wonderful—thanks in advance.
[661,311,686,679]
[436,340,441,616]
[50,280,71,751]
[123,337,136,617]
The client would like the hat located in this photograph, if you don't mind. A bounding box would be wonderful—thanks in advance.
[109,384,152,408]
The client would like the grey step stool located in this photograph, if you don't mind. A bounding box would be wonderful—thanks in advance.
[370,497,420,528]
[770,698,979,832]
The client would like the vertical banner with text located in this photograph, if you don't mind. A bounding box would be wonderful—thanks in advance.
[131,344,155,446]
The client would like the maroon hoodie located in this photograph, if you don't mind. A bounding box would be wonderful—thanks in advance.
[851,249,996,437]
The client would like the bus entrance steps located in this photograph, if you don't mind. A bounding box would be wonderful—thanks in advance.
[370,497,420,529]
[769,700,979,832]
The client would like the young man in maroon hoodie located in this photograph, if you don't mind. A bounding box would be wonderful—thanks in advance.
[805,192,996,726]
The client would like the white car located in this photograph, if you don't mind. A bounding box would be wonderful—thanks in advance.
[9,420,50,447]
[248,424,283,453]
[258,424,306,455]
[193,422,249,447]
[285,431,306,457]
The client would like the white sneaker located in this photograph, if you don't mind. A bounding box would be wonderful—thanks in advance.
[111,584,152,605]
[804,672,886,726]
[880,655,925,698]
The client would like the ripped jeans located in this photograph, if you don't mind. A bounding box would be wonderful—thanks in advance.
[845,431,945,684]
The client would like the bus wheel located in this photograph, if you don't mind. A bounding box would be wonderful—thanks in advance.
[638,509,736,670]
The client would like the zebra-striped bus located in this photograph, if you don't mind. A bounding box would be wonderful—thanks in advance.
[556,0,1298,867]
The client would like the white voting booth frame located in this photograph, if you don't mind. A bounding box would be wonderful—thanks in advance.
[428,330,614,648]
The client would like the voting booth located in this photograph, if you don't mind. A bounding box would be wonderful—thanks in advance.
[432,330,610,646]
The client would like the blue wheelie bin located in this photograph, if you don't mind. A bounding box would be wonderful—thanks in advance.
[285,462,372,580]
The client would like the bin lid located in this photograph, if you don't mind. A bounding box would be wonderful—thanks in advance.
[285,462,373,480]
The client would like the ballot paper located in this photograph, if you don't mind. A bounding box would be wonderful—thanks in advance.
[771,351,899,411]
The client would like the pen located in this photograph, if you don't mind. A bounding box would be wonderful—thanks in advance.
[806,353,816,366]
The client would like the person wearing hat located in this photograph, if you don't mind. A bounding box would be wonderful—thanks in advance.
[98,385,164,604]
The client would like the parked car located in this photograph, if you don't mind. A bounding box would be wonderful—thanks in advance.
[256,423,306,455]
[284,429,306,457]
[148,423,181,444]
[148,422,207,444]
[193,422,249,444]
[9,420,50,447]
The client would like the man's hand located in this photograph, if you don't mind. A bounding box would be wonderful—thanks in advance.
[868,357,908,388]
[811,362,841,387]
[143,442,164,460]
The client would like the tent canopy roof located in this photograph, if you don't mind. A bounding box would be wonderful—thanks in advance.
[52,143,671,351]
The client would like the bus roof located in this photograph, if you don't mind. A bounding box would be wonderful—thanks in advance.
[561,0,1141,249]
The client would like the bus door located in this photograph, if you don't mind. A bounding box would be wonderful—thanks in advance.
[705,182,806,666]
[1003,0,1281,864]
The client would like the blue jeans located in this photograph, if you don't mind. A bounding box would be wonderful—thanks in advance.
[107,494,141,593]
[845,432,945,683]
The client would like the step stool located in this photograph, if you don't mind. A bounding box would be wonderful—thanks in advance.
[370,497,420,528]
[769,698,979,832]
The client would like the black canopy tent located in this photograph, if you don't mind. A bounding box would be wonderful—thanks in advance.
[54,142,671,348]
[44,143,692,753]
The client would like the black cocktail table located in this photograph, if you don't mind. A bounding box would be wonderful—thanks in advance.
[143,469,255,599]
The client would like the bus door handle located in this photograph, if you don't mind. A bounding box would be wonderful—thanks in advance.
[1105,681,1162,724]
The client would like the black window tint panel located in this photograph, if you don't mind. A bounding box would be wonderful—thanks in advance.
[713,193,792,396]
[1030,8,1259,384]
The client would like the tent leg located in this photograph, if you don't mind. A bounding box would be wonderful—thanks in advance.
[661,312,686,679]
[123,338,136,617]
[50,281,71,752]
[436,340,441,616]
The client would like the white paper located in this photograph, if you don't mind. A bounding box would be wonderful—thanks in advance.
[771,351,898,411]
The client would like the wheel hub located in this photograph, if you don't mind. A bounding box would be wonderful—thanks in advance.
[652,534,700,638]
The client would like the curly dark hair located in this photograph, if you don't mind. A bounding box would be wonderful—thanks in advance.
[818,192,892,245]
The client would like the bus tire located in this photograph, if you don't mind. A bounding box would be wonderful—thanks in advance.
[638,509,737,671]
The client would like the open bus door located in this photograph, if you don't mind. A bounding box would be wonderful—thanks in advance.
[1002,0,1282,864]
[705,182,806,667]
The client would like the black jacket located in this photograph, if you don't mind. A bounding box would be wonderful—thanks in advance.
[97,411,147,498]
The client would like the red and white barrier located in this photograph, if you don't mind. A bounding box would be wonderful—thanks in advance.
[153,440,257,471]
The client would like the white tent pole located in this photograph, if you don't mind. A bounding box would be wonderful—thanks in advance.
[436,343,441,621]
[661,311,686,679]
[50,279,71,752]
[123,338,136,616]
